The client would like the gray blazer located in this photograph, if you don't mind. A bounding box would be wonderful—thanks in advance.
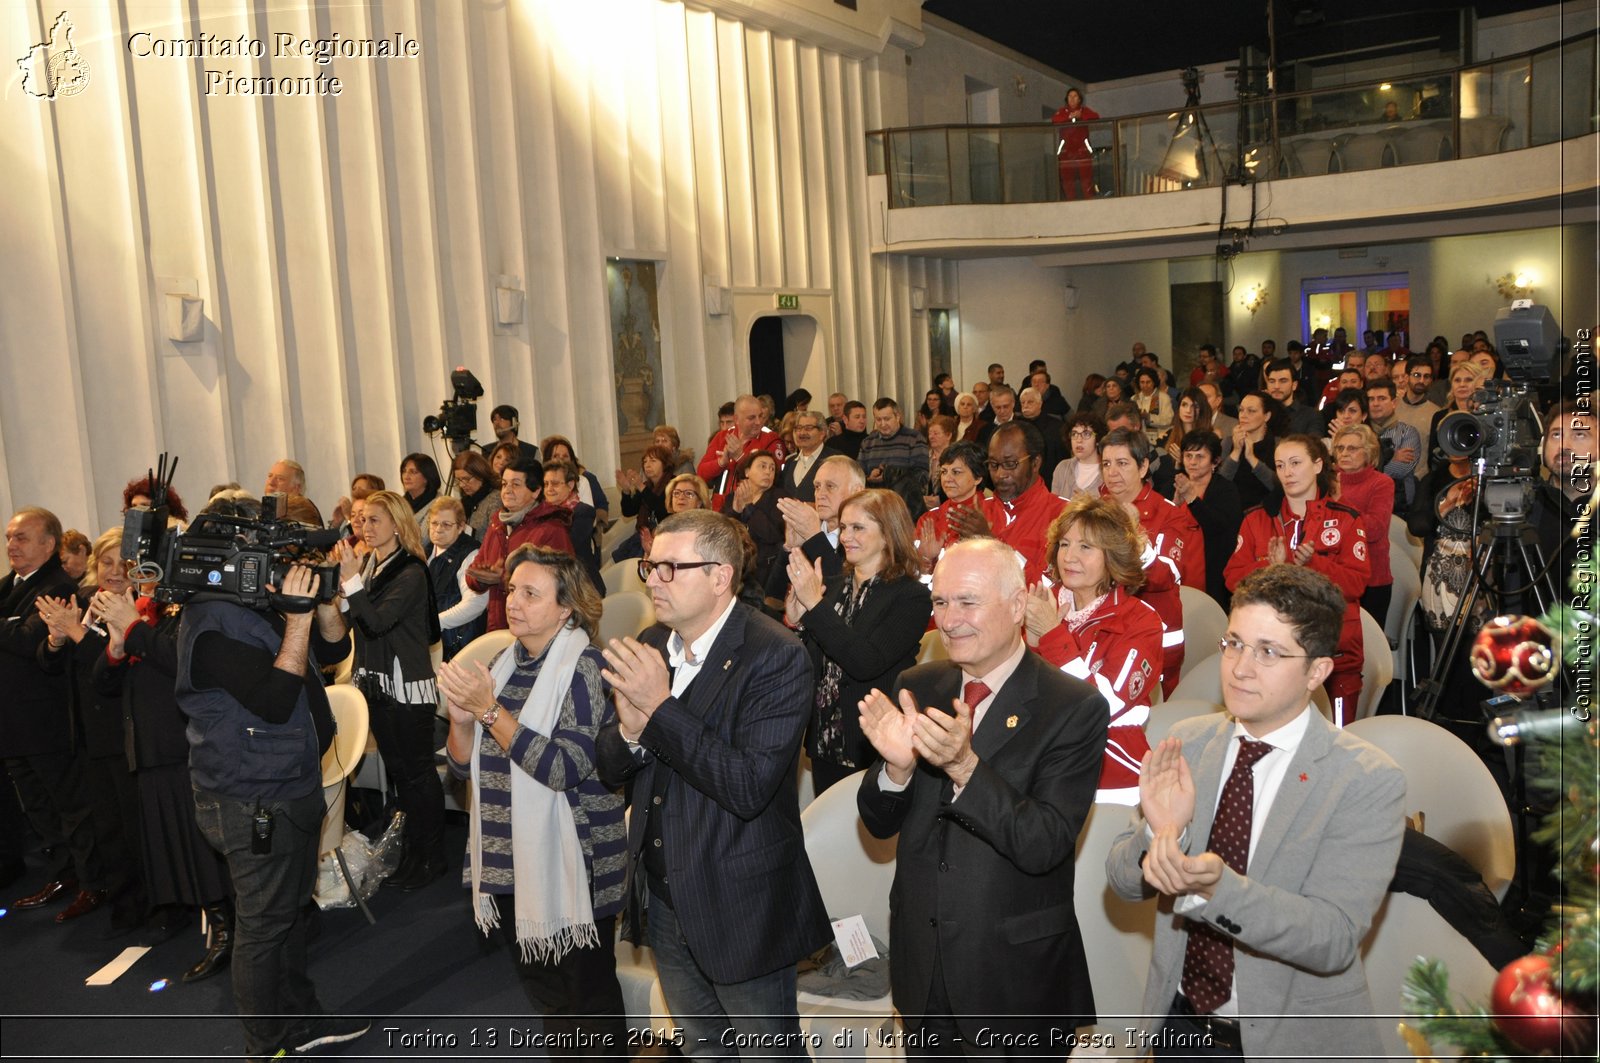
[1105,709,1405,1060]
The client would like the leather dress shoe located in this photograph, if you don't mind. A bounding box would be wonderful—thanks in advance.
[12,877,77,910]
[392,856,447,892]
[55,888,107,923]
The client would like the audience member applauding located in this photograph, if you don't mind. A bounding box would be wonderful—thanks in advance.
[543,461,605,597]
[1333,425,1395,624]
[949,422,1065,586]
[915,442,989,576]
[1097,428,1202,694]
[468,458,575,632]
[923,415,957,510]
[652,425,695,476]
[726,451,785,592]
[787,489,930,793]
[1226,436,1368,725]
[440,546,628,1061]
[541,436,609,526]
[612,446,675,562]
[1173,431,1243,613]
[1154,388,1213,496]
[1026,496,1164,805]
[330,490,445,891]
[1220,390,1284,512]
[1133,367,1173,445]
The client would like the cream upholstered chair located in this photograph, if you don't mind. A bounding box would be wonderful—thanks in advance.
[1386,556,1422,699]
[597,590,655,644]
[1355,608,1395,720]
[1074,801,1158,1044]
[451,628,516,672]
[917,627,948,664]
[320,684,370,857]
[1168,651,1222,706]
[1178,587,1227,681]
[1145,697,1221,745]
[600,513,635,554]
[1351,714,1512,1060]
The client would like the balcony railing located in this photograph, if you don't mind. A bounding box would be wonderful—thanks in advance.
[867,31,1597,208]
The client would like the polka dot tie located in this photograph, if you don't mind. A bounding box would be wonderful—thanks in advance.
[1180,736,1274,1013]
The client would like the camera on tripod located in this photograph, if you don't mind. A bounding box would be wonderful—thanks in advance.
[121,455,340,610]
[422,367,485,447]
[1433,301,1561,523]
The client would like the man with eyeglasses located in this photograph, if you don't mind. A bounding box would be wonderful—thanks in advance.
[1394,356,1441,477]
[948,421,1066,585]
[1107,563,1405,1060]
[857,537,1105,1052]
[778,410,838,503]
[597,509,828,1060]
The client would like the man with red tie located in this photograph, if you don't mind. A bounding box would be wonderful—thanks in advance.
[858,537,1106,1053]
[1106,565,1404,1060]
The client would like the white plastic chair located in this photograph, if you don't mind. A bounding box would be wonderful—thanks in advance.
[1390,514,1423,572]
[1178,587,1227,681]
[1356,608,1395,720]
[1345,715,1516,899]
[1386,557,1422,702]
[597,591,655,644]
[797,770,898,1041]
[601,559,646,597]
[320,685,370,857]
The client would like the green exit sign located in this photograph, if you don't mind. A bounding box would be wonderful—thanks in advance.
[775,294,800,310]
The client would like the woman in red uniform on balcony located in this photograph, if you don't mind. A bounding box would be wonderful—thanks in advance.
[1225,434,1370,725]
[1052,88,1099,200]
[1025,496,1164,806]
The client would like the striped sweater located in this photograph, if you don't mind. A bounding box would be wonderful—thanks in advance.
[449,641,626,918]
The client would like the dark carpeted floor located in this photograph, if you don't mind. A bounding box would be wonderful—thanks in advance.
[0,816,551,1061]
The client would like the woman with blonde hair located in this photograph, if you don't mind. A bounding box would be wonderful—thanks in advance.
[330,489,444,890]
[1025,496,1165,804]
[787,489,931,792]
[438,546,626,1056]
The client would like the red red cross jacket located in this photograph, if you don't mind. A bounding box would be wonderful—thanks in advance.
[1033,586,1163,804]
[1103,482,1204,695]
[698,426,786,510]
[1223,494,1369,701]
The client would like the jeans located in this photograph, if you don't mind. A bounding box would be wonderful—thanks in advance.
[193,787,325,1061]
[367,701,444,865]
[645,891,807,1062]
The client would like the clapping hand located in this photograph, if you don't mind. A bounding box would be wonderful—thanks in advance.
[786,553,825,613]
[1137,737,1195,835]
[1266,536,1288,565]
[859,689,918,784]
[333,541,363,583]
[437,658,498,727]
[946,501,991,540]
[776,497,822,547]
[601,637,671,740]
[1022,582,1060,644]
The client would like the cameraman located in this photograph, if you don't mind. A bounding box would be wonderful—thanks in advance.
[175,495,367,1059]
[1536,398,1596,585]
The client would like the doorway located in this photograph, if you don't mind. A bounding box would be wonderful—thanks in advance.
[748,314,823,411]
[1301,272,1411,347]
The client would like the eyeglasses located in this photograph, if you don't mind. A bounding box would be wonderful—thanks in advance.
[985,458,1029,472]
[669,489,701,500]
[638,559,722,583]
[1218,636,1313,668]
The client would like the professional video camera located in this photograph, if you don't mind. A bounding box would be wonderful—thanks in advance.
[1434,301,1560,523]
[121,454,340,609]
[422,367,485,449]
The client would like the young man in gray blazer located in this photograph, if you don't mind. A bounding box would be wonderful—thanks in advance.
[1107,564,1405,1059]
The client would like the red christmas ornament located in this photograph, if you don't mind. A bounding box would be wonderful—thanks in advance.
[1490,954,1596,1055]
[1470,615,1556,696]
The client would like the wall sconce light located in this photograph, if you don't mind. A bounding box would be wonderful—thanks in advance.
[1063,284,1080,312]
[910,286,927,312]
[494,287,524,327]
[704,283,730,317]
[1493,270,1537,300]
[1013,75,1027,96]
[1240,285,1268,317]
[166,293,204,343]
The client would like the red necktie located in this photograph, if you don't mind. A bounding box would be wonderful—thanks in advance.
[962,680,991,733]
[1180,737,1275,1013]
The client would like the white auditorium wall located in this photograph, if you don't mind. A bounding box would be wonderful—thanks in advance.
[0,0,939,536]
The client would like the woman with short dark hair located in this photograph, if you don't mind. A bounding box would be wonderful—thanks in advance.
[399,453,442,535]
[439,546,626,1058]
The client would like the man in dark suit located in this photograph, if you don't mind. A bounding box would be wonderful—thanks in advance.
[857,537,1107,1054]
[2,507,103,918]
[777,409,837,503]
[598,509,829,1059]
